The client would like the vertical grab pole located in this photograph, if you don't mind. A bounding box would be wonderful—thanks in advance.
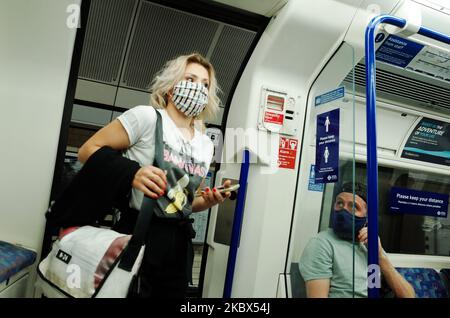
[223,150,250,298]
[365,15,406,299]
[365,15,450,299]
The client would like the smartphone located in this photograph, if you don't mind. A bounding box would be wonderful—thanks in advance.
[195,184,240,197]
[215,184,240,193]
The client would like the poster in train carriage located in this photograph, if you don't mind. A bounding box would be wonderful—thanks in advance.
[315,109,339,184]
[401,118,450,166]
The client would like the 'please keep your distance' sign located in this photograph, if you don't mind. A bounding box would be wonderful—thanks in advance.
[389,187,449,218]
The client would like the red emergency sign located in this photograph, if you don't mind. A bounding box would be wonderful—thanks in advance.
[278,137,298,169]
[264,111,284,125]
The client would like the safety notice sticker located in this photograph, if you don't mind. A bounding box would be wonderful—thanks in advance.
[308,165,324,192]
[315,87,345,107]
[264,111,284,125]
[279,137,298,169]
[315,109,339,183]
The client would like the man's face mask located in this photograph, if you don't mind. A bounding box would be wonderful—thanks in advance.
[172,80,209,117]
[331,209,367,241]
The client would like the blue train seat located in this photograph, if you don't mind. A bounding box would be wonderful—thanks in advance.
[396,267,448,298]
[0,241,37,285]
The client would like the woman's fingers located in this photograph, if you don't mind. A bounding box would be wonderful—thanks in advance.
[142,177,165,196]
[133,165,167,199]
[137,183,159,199]
[202,187,214,204]
[222,179,232,188]
[148,172,167,192]
[151,166,167,184]
[141,166,166,190]
[211,187,224,203]
[201,182,234,206]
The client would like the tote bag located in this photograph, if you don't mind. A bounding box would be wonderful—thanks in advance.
[37,112,164,298]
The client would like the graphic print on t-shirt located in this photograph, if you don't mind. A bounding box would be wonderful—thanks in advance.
[154,142,206,218]
[163,142,209,178]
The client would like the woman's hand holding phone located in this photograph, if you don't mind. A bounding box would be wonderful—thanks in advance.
[200,179,233,207]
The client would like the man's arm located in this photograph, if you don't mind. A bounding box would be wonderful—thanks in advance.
[379,252,415,298]
[305,279,330,298]
[358,228,415,298]
[299,235,334,298]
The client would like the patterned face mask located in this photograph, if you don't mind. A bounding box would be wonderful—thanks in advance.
[172,80,209,117]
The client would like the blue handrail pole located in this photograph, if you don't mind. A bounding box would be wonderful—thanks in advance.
[365,15,406,299]
[417,27,450,45]
[223,150,250,298]
[365,15,450,299]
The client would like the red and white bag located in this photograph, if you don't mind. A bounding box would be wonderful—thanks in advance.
[36,113,164,298]
[37,226,145,298]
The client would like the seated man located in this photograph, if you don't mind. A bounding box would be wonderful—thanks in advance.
[299,182,415,298]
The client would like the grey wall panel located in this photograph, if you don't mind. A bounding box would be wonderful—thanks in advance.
[71,104,113,127]
[75,79,117,105]
[207,106,224,126]
[114,87,150,109]
[78,0,138,84]
[120,1,220,90]
[111,111,124,122]
[209,25,256,107]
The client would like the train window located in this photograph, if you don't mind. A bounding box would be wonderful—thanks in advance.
[319,160,450,257]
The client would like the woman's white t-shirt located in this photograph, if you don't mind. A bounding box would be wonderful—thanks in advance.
[117,105,214,210]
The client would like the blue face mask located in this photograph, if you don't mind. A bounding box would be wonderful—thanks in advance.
[331,209,367,241]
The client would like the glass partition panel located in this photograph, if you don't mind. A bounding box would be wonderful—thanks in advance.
[290,42,364,298]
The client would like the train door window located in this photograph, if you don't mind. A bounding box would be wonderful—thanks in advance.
[380,167,450,257]
[330,161,450,257]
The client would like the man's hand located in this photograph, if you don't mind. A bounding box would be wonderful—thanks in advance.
[357,227,387,259]
[358,227,415,298]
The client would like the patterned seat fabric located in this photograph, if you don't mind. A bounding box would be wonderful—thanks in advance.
[441,269,450,292]
[396,267,448,298]
[441,269,450,280]
[0,241,37,284]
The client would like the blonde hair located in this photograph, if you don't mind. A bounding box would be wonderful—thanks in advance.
[149,53,221,124]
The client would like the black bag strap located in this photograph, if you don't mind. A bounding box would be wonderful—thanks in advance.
[118,110,163,271]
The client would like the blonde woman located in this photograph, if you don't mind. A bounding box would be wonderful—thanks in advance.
[78,53,231,298]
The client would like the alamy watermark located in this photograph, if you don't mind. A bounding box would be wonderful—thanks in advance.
[66,4,81,29]
[201,125,283,175]
[66,264,81,289]
[368,264,381,289]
